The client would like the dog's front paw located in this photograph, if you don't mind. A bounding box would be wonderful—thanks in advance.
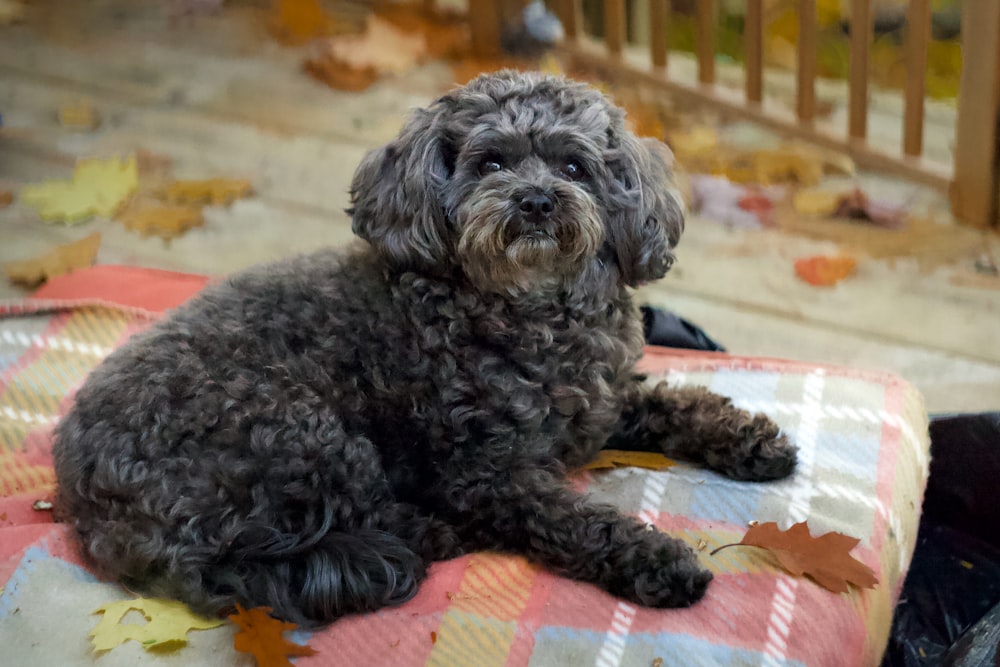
[714,414,798,482]
[614,537,712,608]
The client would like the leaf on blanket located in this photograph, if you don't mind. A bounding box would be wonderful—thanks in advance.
[20,155,138,224]
[792,189,841,217]
[794,255,857,287]
[0,190,13,208]
[90,597,224,653]
[159,178,253,206]
[229,604,317,667]
[303,51,379,92]
[711,521,878,593]
[117,203,205,240]
[5,233,102,287]
[582,450,677,471]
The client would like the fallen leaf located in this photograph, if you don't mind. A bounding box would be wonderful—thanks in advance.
[711,521,878,594]
[229,604,316,667]
[117,203,204,240]
[738,193,775,226]
[321,14,426,76]
[268,0,343,45]
[303,52,378,92]
[21,155,138,224]
[59,100,101,131]
[375,4,469,60]
[430,631,437,644]
[793,189,841,216]
[159,178,253,206]
[5,233,102,287]
[833,188,908,229]
[0,191,12,208]
[794,255,857,287]
[583,450,677,471]
[90,598,224,653]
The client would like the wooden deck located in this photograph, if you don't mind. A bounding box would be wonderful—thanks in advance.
[1,1,999,412]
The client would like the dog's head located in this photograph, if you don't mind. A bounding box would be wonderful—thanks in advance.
[349,71,684,293]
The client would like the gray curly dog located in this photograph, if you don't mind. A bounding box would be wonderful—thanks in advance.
[53,71,797,628]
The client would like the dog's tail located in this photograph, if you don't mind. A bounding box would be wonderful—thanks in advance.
[131,528,425,629]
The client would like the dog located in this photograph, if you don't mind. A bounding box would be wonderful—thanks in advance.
[53,71,797,628]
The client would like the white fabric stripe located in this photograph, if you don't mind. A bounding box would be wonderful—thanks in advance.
[637,472,668,526]
[760,369,825,666]
[0,329,111,357]
[594,602,636,667]
[0,406,58,425]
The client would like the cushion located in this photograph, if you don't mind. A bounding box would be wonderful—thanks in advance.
[0,267,929,666]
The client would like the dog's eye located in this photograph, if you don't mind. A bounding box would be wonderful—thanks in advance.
[562,160,586,181]
[479,156,504,175]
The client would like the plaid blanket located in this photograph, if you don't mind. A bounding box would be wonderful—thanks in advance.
[0,288,929,667]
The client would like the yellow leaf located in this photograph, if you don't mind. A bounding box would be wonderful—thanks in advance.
[117,203,205,240]
[5,233,101,287]
[159,178,253,206]
[21,155,138,224]
[582,450,677,471]
[90,597,224,653]
[792,189,841,216]
[58,100,101,131]
[668,126,718,161]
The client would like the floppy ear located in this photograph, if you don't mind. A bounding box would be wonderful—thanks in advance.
[606,135,685,286]
[349,100,455,270]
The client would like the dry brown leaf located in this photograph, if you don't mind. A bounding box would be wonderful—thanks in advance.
[229,604,317,667]
[117,203,204,240]
[0,191,13,208]
[303,52,379,92]
[59,100,101,131]
[712,521,878,594]
[375,4,469,60]
[268,0,343,45]
[323,14,426,76]
[582,450,677,471]
[5,233,101,287]
[159,179,253,206]
[794,255,857,287]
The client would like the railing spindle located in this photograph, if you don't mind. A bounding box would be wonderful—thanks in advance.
[848,0,872,140]
[796,0,817,123]
[903,0,931,157]
[605,0,627,58]
[650,0,668,72]
[695,0,714,84]
[745,0,763,103]
[549,0,581,42]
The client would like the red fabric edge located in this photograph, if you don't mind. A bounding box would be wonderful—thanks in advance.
[29,265,212,314]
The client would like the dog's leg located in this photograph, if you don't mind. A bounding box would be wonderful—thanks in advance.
[449,465,711,608]
[609,382,797,481]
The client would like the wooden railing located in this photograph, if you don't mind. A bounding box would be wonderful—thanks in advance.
[465,1,1000,229]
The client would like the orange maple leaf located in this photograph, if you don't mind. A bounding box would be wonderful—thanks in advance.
[582,449,677,471]
[5,233,101,287]
[229,605,317,667]
[794,255,856,287]
[712,521,878,593]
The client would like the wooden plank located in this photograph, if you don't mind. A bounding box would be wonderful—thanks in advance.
[695,0,714,84]
[796,0,817,123]
[903,0,931,157]
[549,0,582,40]
[848,0,872,140]
[952,0,1000,227]
[745,0,764,103]
[649,0,668,71]
[604,0,627,58]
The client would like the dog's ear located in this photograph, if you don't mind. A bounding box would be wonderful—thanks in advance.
[349,101,455,270]
[606,135,685,286]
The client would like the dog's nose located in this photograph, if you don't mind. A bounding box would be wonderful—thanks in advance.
[519,192,555,221]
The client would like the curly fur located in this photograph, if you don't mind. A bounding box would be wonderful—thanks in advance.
[52,71,797,628]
